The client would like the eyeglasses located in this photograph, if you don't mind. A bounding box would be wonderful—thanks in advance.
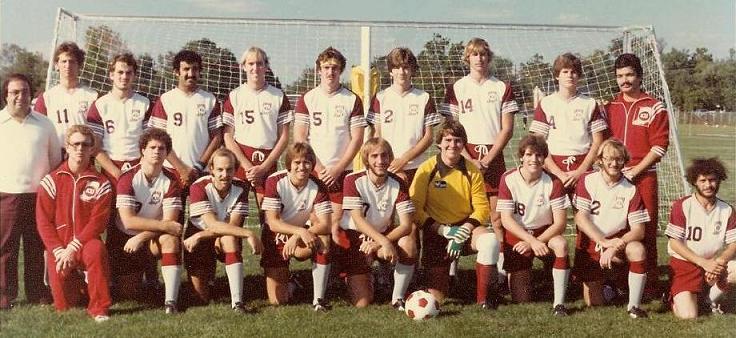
[601,156,626,164]
[67,141,94,149]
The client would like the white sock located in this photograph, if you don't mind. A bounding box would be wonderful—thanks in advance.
[627,271,646,310]
[552,268,570,307]
[449,259,458,277]
[312,263,330,304]
[161,265,182,303]
[225,262,243,307]
[392,263,415,302]
[708,284,725,304]
[497,253,508,285]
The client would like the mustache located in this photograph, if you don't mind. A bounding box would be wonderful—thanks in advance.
[621,82,633,86]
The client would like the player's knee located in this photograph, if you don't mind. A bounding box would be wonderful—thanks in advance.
[475,232,499,265]
[625,241,646,260]
[397,236,417,260]
[158,234,180,250]
[673,304,698,319]
[547,236,568,255]
[219,235,239,251]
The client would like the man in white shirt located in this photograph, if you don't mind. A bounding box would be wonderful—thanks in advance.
[0,73,61,309]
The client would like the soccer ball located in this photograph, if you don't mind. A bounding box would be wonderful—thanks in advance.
[404,290,440,320]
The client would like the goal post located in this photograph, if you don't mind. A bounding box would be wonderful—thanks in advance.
[47,8,689,231]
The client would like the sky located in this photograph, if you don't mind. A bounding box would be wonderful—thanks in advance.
[1,0,734,60]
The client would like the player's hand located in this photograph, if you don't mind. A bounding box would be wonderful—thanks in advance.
[124,234,148,253]
[282,235,299,259]
[446,239,464,259]
[388,157,407,174]
[162,220,183,237]
[359,235,379,254]
[182,234,201,252]
[299,228,318,249]
[563,169,584,188]
[604,237,626,251]
[246,164,268,183]
[513,241,531,255]
[246,235,263,255]
[55,247,77,273]
[599,247,617,269]
[177,165,195,186]
[470,158,487,173]
[438,225,471,243]
[529,238,550,257]
[700,258,725,276]
[377,240,398,264]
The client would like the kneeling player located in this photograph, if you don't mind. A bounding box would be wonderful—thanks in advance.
[335,138,416,309]
[666,158,736,319]
[498,135,570,316]
[261,143,332,310]
[183,148,263,312]
[113,128,184,314]
[573,139,650,318]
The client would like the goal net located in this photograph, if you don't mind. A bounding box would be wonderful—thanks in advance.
[47,8,688,231]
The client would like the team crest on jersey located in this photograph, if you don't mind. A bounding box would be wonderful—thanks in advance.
[633,107,653,126]
[535,194,545,206]
[149,191,163,205]
[80,181,101,202]
[197,104,206,116]
[261,102,272,114]
[613,196,625,209]
[573,109,584,121]
[296,199,307,211]
[409,104,419,115]
[713,221,722,235]
[433,180,447,189]
[334,105,346,118]
[487,92,498,103]
[377,199,389,211]
[131,109,141,120]
[78,101,89,114]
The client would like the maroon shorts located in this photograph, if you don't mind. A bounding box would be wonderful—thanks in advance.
[333,228,382,278]
[183,225,222,277]
[502,225,551,273]
[422,227,474,268]
[465,143,505,195]
[106,226,156,277]
[235,144,277,194]
[669,257,729,297]
[551,154,587,194]
[313,170,351,204]
[572,230,628,282]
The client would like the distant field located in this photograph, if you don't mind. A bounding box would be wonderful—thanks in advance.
[677,123,736,203]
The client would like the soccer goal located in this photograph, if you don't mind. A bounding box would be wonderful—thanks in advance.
[47,8,689,231]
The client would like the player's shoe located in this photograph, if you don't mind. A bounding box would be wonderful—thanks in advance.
[287,275,304,300]
[552,304,569,317]
[94,315,110,323]
[627,306,648,319]
[313,298,331,312]
[164,301,178,314]
[392,298,406,312]
[233,302,252,314]
[710,302,724,315]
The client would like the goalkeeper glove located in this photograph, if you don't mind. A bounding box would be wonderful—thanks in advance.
[437,224,471,243]
[446,239,464,259]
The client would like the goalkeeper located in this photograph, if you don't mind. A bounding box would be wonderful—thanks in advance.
[409,120,497,308]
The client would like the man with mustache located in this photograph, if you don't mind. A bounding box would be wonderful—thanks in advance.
[665,158,736,319]
[603,53,670,297]
[35,42,99,152]
[149,50,223,189]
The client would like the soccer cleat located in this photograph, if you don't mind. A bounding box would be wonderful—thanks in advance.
[164,301,178,314]
[392,299,406,312]
[553,304,569,317]
[313,298,331,312]
[627,306,648,319]
[233,302,251,314]
[287,275,304,299]
[94,315,110,323]
[710,302,724,315]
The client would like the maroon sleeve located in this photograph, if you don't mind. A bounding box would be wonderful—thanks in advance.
[34,93,47,115]
[294,94,309,115]
[35,175,64,254]
[77,179,112,245]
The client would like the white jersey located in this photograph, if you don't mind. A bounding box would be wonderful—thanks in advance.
[261,170,332,227]
[148,87,222,168]
[529,93,607,156]
[575,170,650,237]
[497,168,569,230]
[86,92,150,161]
[188,176,250,230]
[222,84,292,149]
[115,164,183,235]
[34,84,98,146]
[441,75,519,145]
[366,87,440,170]
[665,195,736,260]
[340,171,415,233]
[294,86,366,169]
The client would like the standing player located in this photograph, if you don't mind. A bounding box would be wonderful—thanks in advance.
[294,47,366,244]
[112,128,184,314]
[604,53,670,294]
[442,38,519,283]
[498,135,570,316]
[261,143,332,310]
[87,53,151,184]
[149,50,222,188]
[530,52,606,191]
[36,125,112,322]
[367,47,440,184]
[183,148,263,312]
[223,47,291,205]
[573,139,650,318]
[665,158,736,319]
[0,74,61,309]
[410,120,497,308]
[34,42,99,150]
[335,138,416,309]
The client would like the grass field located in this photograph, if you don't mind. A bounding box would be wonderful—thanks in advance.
[1,124,734,337]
